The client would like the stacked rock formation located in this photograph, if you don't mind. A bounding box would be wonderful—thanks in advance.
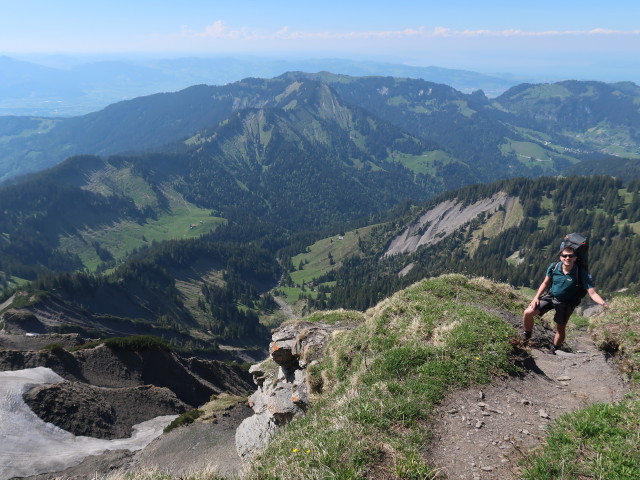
[235,320,354,459]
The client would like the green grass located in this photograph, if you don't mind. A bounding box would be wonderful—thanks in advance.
[453,100,475,118]
[581,122,640,159]
[277,286,306,304]
[589,296,640,384]
[245,277,640,479]
[59,203,225,271]
[519,400,640,479]
[1,290,51,312]
[68,335,170,352]
[0,118,59,144]
[290,227,374,286]
[245,275,523,479]
[500,139,556,166]
[164,409,203,433]
[398,150,457,176]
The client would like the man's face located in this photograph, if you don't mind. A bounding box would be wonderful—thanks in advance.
[559,250,577,266]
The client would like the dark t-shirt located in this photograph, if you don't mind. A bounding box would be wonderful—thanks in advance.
[545,262,593,302]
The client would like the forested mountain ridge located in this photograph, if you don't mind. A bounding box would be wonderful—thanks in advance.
[282,73,640,177]
[493,80,640,157]
[0,235,279,353]
[1,75,639,353]
[0,79,445,347]
[288,175,640,311]
[3,169,639,350]
[2,73,639,182]
[0,80,445,281]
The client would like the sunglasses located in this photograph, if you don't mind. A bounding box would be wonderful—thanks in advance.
[560,254,576,258]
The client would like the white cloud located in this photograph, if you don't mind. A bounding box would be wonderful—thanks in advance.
[178,22,640,43]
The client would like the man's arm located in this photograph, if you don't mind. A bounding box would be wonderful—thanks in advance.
[586,287,608,307]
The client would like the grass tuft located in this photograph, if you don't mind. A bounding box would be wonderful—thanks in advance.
[589,296,640,384]
[519,400,640,480]
[164,409,203,433]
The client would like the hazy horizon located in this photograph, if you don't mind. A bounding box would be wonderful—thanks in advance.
[2,0,639,84]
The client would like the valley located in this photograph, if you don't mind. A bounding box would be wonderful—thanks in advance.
[0,71,639,480]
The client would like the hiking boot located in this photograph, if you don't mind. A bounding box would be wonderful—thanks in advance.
[546,345,558,355]
[521,331,532,346]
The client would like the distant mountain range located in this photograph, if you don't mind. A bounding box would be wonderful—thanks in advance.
[1,73,639,183]
[0,72,639,350]
[0,55,529,117]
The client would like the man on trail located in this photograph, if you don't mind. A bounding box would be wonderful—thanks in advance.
[522,246,608,354]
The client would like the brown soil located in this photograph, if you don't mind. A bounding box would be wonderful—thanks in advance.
[425,328,630,479]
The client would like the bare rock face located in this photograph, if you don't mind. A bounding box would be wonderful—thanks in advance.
[235,321,354,460]
[23,382,188,439]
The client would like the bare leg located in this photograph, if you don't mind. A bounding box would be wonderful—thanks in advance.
[554,323,566,348]
[522,306,539,333]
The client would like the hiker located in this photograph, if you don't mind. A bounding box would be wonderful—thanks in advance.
[521,245,608,354]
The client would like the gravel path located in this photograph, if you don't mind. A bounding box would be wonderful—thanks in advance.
[426,330,629,479]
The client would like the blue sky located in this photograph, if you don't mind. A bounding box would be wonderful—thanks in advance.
[2,0,639,80]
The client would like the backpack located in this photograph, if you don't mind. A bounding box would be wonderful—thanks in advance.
[559,232,589,272]
[552,232,591,298]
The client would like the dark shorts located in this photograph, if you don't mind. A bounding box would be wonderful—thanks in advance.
[537,294,580,325]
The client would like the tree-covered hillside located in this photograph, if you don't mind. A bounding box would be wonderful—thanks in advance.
[0,80,445,281]
[2,74,639,353]
[291,176,640,311]
[0,232,280,347]
[2,74,638,182]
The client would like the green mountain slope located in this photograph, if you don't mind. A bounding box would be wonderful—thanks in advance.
[2,74,638,183]
[0,78,288,181]
[0,79,445,281]
[0,80,445,346]
[282,73,591,180]
[282,176,640,312]
[494,80,640,158]
[2,77,639,354]
[0,236,280,350]
[174,81,444,231]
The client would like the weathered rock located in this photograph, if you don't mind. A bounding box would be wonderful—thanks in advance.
[235,412,278,459]
[236,320,356,459]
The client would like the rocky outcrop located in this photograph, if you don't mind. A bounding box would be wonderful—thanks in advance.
[235,320,356,459]
[384,193,517,257]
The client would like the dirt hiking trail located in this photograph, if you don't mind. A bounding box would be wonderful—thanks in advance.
[426,329,629,480]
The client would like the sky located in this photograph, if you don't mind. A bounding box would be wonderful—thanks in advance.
[2,0,639,81]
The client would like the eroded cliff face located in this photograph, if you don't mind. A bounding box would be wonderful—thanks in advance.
[384,192,518,257]
[235,320,356,459]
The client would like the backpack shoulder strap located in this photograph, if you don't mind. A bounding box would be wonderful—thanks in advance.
[575,264,585,289]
